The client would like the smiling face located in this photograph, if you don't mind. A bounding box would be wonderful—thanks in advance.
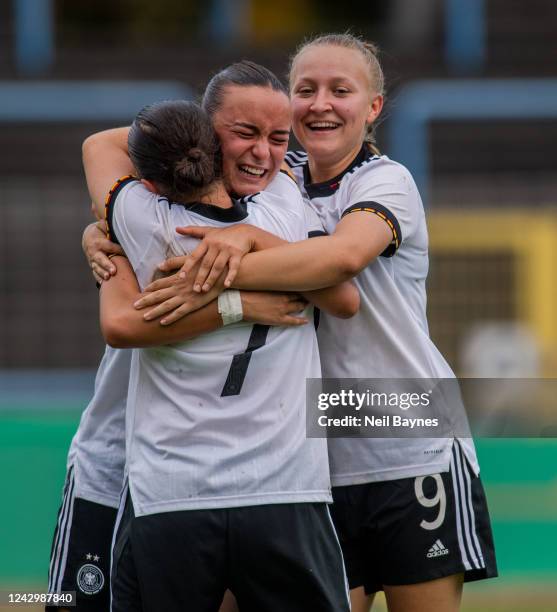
[290,44,383,180]
[212,85,291,196]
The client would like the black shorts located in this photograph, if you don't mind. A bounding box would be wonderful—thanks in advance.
[46,467,117,612]
[330,442,498,594]
[112,494,350,612]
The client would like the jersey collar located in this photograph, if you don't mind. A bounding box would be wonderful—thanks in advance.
[164,198,249,222]
[303,144,373,199]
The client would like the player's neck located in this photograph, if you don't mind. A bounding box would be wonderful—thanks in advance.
[198,181,233,208]
[307,144,363,184]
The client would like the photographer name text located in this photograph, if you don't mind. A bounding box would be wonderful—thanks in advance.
[317,415,439,428]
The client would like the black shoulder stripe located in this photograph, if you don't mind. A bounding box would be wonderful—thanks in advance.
[285,150,307,161]
[308,230,327,238]
[284,152,296,166]
[284,150,308,168]
[341,201,402,258]
[104,175,137,245]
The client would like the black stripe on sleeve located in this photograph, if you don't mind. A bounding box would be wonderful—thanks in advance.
[341,201,402,258]
[308,230,327,238]
[104,175,137,245]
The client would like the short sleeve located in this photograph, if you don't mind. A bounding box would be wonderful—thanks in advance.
[264,171,305,216]
[340,159,423,256]
[104,175,136,245]
[105,178,169,285]
[247,170,309,243]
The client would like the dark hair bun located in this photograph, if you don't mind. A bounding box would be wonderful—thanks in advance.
[128,100,222,202]
[186,147,202,162]
[174,148,213,188]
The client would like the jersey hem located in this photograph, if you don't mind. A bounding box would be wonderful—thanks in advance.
[131,490,332,517]
[330,460,452,487]
[73,486,121,509]
[330,437,479,487]
[68,462,124,508]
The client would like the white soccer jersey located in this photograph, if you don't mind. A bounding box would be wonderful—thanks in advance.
[285,147,479,485]
[66,346,130,507]
[106,172,331,517]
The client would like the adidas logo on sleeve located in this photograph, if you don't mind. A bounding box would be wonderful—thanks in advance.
[427,539,450,558]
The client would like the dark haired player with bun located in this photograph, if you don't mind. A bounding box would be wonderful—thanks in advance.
[49,60,357,612]
[83,99,353,611]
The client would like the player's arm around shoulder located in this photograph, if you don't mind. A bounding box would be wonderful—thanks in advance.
[99,256,223,348]
[302,281,360,319]
[342,159,419,257]
[82,127,133,219]
[300,206,360,319]
[331,211,394,276]
[234,186,360,318]
[100,257,311,345]
[329,160,416,273]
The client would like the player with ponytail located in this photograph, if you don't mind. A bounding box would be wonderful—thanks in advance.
[83,96,354,611]
[51,62,358,612]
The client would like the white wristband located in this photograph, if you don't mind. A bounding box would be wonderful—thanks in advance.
[217,290,243,326]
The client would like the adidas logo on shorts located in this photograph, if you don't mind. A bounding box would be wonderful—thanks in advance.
[427,539,449,558]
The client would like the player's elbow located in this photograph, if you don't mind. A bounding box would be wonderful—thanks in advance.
[329,238,369,281]
[101,314,134,349]
[334,289,360,319]
[326,286,360,319]
[82,133,101,159]
[337,251,367,281]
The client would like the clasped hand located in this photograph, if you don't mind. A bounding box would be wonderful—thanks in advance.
[133,224,254,325]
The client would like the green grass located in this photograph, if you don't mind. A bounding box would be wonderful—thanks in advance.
[0,410,81,581]
[1,411,556,608]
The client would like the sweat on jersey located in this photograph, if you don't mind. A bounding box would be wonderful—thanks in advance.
[285,146,479,486]
[106,172,331,516]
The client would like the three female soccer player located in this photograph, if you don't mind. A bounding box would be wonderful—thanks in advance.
[50,33,497,612]
[136,34,498,612]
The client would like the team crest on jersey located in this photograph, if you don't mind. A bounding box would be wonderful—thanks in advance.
[77,563,104,595]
